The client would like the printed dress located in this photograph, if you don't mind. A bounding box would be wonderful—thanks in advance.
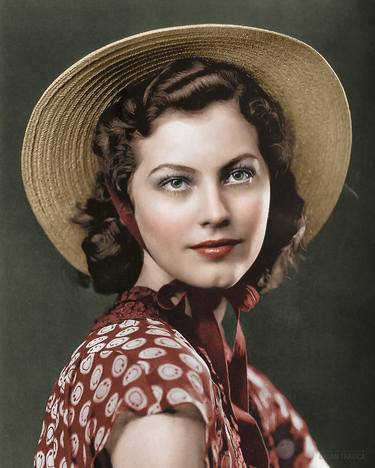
[34,285,323,468]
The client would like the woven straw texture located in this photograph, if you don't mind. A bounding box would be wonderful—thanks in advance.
[21,24,352,275]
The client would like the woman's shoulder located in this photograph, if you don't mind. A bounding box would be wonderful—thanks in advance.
[35,315,220,467]
[64,314,215,407]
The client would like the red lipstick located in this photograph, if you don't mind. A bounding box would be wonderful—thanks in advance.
[190,239,241,259]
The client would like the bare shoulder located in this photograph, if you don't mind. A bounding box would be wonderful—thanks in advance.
[106,404,207,468]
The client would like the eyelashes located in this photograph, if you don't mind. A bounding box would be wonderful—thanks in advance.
[157,165,257,193]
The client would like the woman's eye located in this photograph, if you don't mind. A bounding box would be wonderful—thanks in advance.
[225,168,255,184]
[160,177,190,192]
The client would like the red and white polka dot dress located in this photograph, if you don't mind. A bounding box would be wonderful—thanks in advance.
[34,286,322,467]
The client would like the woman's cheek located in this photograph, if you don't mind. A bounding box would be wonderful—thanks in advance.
[136,204,188,246]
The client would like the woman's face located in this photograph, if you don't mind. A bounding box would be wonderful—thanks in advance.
[128,100,270,289]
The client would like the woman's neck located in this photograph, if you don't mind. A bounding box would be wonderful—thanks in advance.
[134,253,228,331]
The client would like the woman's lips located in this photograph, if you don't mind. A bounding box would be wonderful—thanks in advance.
[189,239,242,259]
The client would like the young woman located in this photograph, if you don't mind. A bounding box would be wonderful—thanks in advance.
[22,25,351,468]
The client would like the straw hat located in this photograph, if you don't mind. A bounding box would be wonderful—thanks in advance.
[21,24,352,276]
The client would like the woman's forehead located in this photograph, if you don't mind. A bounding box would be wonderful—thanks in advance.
[133,100,261,173]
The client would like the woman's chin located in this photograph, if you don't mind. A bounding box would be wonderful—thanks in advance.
[179,271,242,290]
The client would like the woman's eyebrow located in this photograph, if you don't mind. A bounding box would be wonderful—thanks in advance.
[221,153,259,171]
[149,163,195,176]
[148,153,259,176]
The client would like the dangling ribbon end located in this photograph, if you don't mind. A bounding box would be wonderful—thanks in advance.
[104,176,147,251]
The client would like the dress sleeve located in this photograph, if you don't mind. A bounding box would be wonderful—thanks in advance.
[34,317,216,468]
[247,364,329,467]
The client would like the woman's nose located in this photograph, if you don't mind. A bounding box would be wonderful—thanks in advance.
[198,182,230,228]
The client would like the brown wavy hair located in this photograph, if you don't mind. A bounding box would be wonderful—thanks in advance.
[72,57,306,294]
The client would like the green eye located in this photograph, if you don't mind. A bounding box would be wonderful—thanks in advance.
[232,170,246,180]
[159,176,190,192]
[226,168,255,184]
[170,179,184,188]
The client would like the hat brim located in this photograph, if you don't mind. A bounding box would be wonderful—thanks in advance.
[21,24,352,275]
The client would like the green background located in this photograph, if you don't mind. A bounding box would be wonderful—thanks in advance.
[1,1,374,467]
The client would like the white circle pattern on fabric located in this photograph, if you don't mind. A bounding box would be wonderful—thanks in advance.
[173,331,191,346]
[35,451,45,468]
[173,334,189,348]
[274,392,289,418]
[85,417,97,444]
[187,370,204,394]
[124,386,147,410]
[151,385,163,402]
[52,437,58,457]
[70,352,80,364]
[138,347,166,359]
[158,363,183,380]
[79,401,91,427]
[57,372,66,391]
[154,337,182,348]
[123,364,142,386]
[66,367,76,385]
[291,410,304,431]
[59,400,64,417]
[146,318,162,325]
[247,367,266,388]
[98,324,116,335]
[119,319,139,328]
[46,394,55,412]
[145,328,171,336]
[111,355,128,377]
[194,400,209,423]
[276,438,296,460]
[86,336,108,348]
[51,400,59,420]
[99,350,113,358]
[46,423,55,445]
[46,449,55,468]
[79,354,94,374]
[59,458,67,468]
[105,392,119,417]
[118,326,139,335]
[304,434,317,458]
[94,426,106,451]
[179,353,203,373]
[115,329,134,337]
[70,382,84,406]
[106,337,129,348]
[39,420,46,441]
[70,433,79,457]
[90,364,103,390]
[59,431,64,448]
[147,402,162,414]
[122,337,147,350]
[87,342,106,353]
[82,443,86,465]
[167,387,192,404]
[94,378,112,403]
[137,359,151,374]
